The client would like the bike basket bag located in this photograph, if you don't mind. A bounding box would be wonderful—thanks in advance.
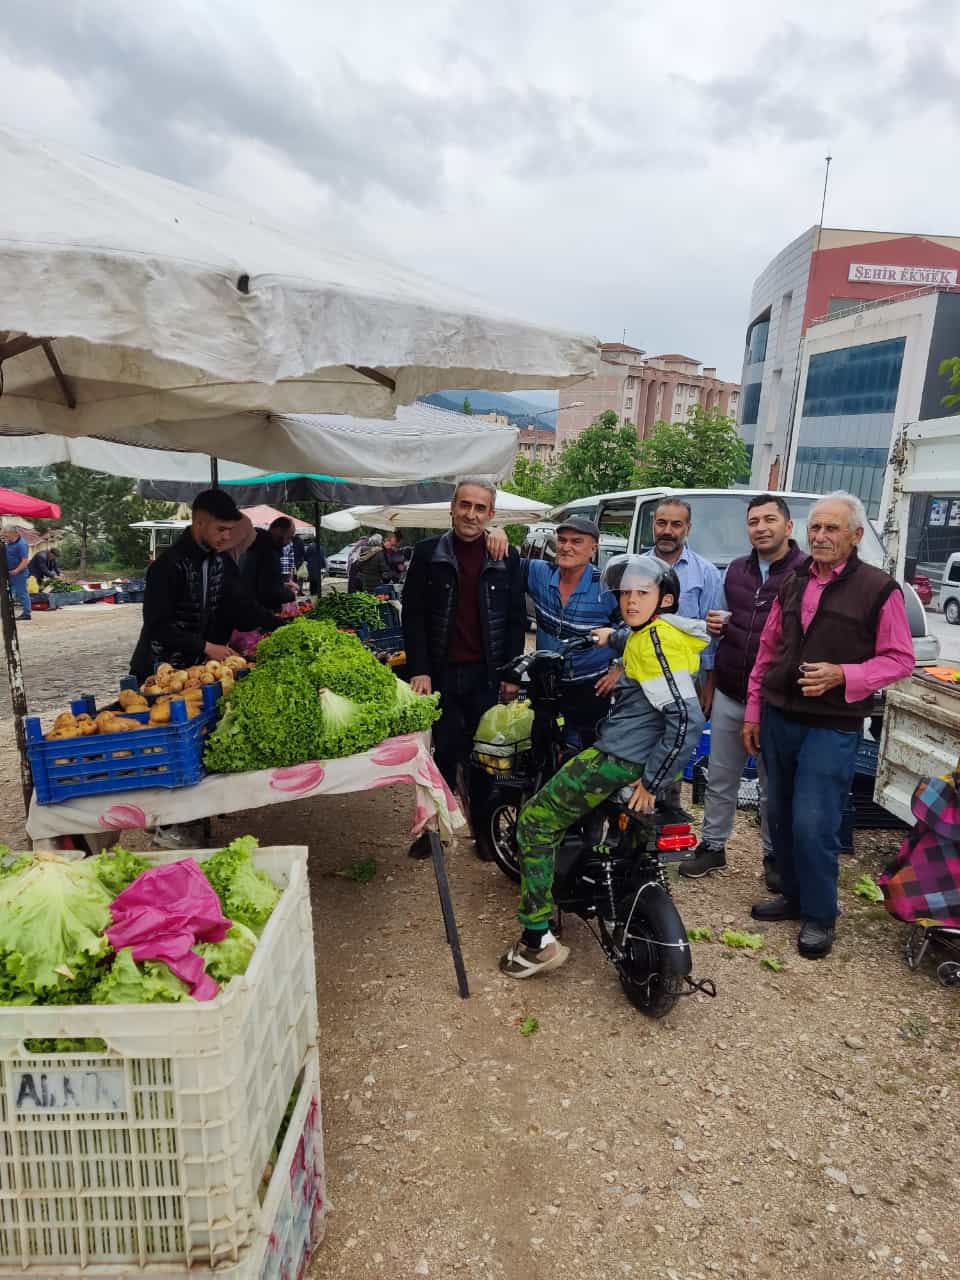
[472,701,534,773]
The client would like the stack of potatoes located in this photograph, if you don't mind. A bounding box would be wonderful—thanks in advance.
[140,657,248,724]
[44,708,147,740]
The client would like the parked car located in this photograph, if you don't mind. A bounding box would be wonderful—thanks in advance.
[325,542,357,578]
[939,553,960,624]
[549,487,939,665]
[911,572,933,607]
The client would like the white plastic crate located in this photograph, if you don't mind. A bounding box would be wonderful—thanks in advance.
[0,846,319,1275]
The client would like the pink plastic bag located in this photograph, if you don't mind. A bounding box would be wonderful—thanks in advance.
[107,859,231,1001]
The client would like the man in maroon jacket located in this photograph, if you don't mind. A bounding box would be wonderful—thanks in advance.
[680,494,806,886]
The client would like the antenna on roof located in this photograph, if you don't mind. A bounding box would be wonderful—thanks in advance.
[622,328,627,344]
[814,153,832,252]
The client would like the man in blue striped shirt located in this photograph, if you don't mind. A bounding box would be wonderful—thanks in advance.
[524,516,622,746]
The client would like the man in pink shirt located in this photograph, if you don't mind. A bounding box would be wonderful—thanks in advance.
[742,492,914,958]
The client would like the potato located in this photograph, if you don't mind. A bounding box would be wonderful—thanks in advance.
[224,655,246,671]
[204,660,221,673]
[102,716,143,734]
[156,663,174,678]
[149,703,171,724]
[199,671,217,685]
[183,688,204,703]
[53,711,77,730]
[168,675,188,692]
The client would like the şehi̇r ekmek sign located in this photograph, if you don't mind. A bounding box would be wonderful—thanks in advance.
[848,262,958,287]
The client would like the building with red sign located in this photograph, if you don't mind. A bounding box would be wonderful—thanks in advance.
[740,226,960,511]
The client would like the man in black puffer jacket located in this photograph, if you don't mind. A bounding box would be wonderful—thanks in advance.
[402,478,525,855]
[131,490,281,682]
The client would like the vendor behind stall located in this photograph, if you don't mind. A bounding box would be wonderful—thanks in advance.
[130,490,281,681]
[242,516,298,612]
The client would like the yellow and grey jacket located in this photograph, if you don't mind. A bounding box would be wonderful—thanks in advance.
[594,616,708,790]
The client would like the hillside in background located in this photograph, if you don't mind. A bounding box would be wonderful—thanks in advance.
[421,391,556,429]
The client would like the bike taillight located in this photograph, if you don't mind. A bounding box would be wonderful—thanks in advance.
[656,825,697,852]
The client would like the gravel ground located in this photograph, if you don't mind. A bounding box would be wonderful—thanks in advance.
[1,607,958,1280]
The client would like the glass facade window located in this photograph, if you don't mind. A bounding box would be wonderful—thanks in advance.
[745,317,769,366]
[802,338,906,418]
[793,445,890,518]
[740,381,762,425]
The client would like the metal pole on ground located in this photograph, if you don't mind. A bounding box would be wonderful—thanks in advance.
[0,551,33,817]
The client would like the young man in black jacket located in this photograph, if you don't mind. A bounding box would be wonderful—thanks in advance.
[241,517,297,613]
[402,478,525,856]
[130,490,280,682]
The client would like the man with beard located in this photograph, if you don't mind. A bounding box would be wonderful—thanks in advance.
[645,498,723,823]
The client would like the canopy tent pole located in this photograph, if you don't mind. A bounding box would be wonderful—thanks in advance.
[0,552,33,818]
[210,457,219,488]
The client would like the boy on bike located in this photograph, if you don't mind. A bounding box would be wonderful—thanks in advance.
[500,555,708,979]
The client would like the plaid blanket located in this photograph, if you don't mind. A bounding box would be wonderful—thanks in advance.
[879,773,960,927]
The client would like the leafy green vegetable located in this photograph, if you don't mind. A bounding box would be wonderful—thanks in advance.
[92,845,150,896]
[520,1016,540,1037]
[24,1037,108,1053]
[687,926,714,943]
[0,854,112,1003]
[309,592,383,632]
[761,955,785,972]
[197,923,259,982]
[334,858,378,884]
[204,618,434,772]
[853,873,884,903]
[719,928,764,951]
[392,678,442,735]
[91,948,191,1004]
[308,641,396,704]
[316,688,393,758]
[201,837,279,933]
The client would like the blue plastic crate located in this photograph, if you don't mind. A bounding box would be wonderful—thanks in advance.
[854,734,879,778]
[682,722,759,783]
[27,685,220,805]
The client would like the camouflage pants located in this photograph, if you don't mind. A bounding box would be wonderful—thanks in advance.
[516,748,642,928]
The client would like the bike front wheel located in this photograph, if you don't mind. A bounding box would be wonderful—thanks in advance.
[613,888,690,1018]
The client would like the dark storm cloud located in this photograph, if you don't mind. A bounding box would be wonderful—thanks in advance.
[2,0,690,204]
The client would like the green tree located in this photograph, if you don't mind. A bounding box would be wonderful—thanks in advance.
[502,454,553,505]
[501,454,555,544]
[636,405,749,489]
[940,357,960,412]
[102,493,177,572]
[462,396,473,415]
[550,411,640,503]
[51,465,131,574]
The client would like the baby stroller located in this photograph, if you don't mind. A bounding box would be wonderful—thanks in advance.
[879,771,960,988]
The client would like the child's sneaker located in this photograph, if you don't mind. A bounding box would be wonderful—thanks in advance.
[499,937,570,979]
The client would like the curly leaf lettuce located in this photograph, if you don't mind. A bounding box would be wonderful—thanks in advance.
[0,854,112,1001]
[201,837,279,934]
[92,845,150,897]
[197,922,259,982]
[91,948,191,1004]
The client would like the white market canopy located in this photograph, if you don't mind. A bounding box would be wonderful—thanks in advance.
[0,127,599,469]
[328,489,552,532]
[7,403,520,484]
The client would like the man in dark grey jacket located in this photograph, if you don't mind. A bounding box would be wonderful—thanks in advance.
[402,478,525,854]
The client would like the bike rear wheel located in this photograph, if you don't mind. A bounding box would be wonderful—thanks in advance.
[613,891,688,1018]
[487,798,523,882]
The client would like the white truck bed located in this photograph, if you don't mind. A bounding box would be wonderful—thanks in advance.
[875,671,960,824]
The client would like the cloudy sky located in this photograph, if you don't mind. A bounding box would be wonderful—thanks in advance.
[3,0,958,390]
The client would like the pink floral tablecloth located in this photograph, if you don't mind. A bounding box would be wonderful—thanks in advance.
[26,732,465,844]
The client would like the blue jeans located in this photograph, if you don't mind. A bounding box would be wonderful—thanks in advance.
[8,572,30,619]
[761,706,860,926]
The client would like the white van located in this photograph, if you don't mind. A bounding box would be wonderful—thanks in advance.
[939,553,960,624]
[548,487,938,664]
